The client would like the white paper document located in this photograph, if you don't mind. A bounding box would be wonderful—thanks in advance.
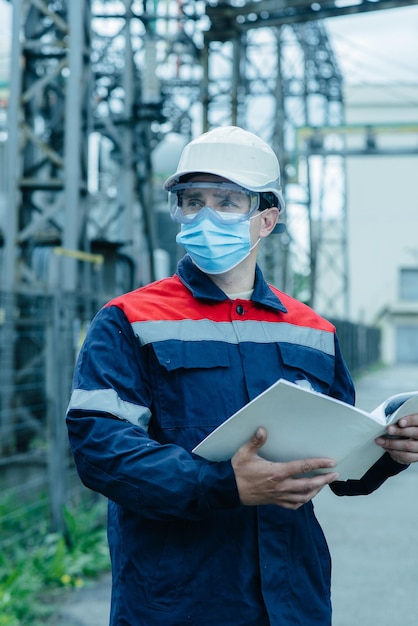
[192,379,418,480]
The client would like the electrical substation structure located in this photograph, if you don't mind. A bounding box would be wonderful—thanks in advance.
[1,0,418,532]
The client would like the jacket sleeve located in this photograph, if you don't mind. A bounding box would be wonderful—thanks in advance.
[329,335,356,405]
[328,335,409,496]
[66,305,241,521]
[330,453,409,496]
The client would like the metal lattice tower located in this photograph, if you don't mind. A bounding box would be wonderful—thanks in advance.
[1,0,205,457]
[5,0,418,299]
[202,12,346,314]
[6,0,89,293]
[4,1,207,296]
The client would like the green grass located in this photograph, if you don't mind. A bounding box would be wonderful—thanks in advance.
[0,500,110,626]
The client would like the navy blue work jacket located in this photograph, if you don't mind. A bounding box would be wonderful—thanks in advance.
[67,255,406,625]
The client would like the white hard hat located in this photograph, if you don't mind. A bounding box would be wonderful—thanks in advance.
[163,126,285,212]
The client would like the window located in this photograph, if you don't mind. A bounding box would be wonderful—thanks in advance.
[399,268,418,301]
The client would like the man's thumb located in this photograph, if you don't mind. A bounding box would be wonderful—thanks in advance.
[250,427,267,448]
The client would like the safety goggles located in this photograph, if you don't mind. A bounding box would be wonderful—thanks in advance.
[168,182,261,224]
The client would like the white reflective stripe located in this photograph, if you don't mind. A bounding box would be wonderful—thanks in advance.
[132,319,233,345]
[131,319,335,355]
[67,388,151,430]
[235,321,335,355]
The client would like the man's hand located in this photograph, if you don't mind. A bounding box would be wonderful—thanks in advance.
[376,413,418,465]
[231,427,339,510]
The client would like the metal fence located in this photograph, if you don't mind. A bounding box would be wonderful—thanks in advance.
[0,289,381,552]
[331,317,381,375]
[0,289,107,553]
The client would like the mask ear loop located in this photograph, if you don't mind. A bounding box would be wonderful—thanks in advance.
[249,238,261,252]
[247,208,268,252]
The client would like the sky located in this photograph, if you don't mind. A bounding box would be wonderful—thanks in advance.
[325,4,418,84]
[1,2,418,85]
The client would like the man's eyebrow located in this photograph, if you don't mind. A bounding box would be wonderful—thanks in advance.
[183,189,232,199]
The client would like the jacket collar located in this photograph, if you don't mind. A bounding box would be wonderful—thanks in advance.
[176,254,287,313]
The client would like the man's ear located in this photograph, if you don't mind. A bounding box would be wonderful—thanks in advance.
[259,207,279,238]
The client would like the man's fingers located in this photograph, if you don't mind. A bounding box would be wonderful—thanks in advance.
[239,431,338,478]
[283,457,338,477]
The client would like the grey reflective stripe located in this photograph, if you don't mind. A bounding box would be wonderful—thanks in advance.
[67,389,151,430]
[131,319,335,355]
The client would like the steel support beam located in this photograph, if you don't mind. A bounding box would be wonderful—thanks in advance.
[205,0,418,35]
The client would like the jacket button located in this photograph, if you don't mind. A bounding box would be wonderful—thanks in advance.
[236,304,244,315]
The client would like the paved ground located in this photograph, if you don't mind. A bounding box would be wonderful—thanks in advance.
[315,363,418,626]
[51,363,418,626]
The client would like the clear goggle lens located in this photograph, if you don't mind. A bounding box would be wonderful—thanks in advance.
[168,182,260,224]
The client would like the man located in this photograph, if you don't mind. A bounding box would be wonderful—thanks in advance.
[66,126,418,626]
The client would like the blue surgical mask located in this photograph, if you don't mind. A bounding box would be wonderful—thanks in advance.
[176,207,259,274]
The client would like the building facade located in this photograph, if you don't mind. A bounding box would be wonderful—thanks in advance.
[345,84,418,363]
